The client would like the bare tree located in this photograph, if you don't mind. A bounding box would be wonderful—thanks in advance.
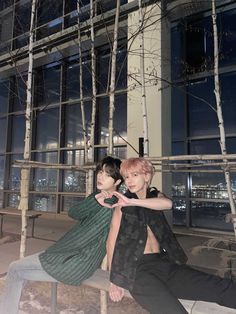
[138,0,149,157]
[18,0,37,259]
[87,0,97,195]
[77,0,90,196]
[211,0,236,237]
[108,0,121,156]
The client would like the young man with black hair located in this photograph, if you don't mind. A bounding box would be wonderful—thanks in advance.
[0,156,123,314]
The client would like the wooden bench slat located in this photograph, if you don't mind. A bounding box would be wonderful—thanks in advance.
[71,269,236,314]
[0,208,41,238]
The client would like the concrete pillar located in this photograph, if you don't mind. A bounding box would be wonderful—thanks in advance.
[127,2,172,199]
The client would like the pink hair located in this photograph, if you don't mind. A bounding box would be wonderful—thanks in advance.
[120,157,155,181]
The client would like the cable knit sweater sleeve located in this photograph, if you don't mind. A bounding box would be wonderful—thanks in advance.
[68,192,101,221]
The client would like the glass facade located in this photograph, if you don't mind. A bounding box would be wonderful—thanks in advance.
[171,5,236,231]
[0,0,127,212]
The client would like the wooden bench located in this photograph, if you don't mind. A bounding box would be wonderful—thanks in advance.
[50,269,236,314]
[0,208,41,238]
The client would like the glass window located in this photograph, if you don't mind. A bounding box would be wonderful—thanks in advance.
[185,17,213,74]
[0,192,3,208]
[13,1,31,49]
[64,102,92,148]
[37,0,63,39]
[10,115,25,153]
[0,0,13,11]
[171,85,186,141]
[33,152,58,192]
[35,108,59,150]
[65,56,91,99]
[65,59,80,100]
[219,9,236,67]
[116,50,127,90]
[191,201,233,231]
[171,25,185,80]
[221,72,236,135]
[34,63,61,107]
[0,118,7,153]
[0,10,13,55]
[97,50,127,93]
[98,0,127,13]
[173,199,186,226]
[188,77,217,138]
[7,193,20,208]
[63,150,86,193]
[0,156,5,189]
[8,154,23,190]
[0,80,9,115]
[11,76,27,112]
[30,194,57,212]
[64,0,90,28]
[96,95,127,145]
[95,147,127,162]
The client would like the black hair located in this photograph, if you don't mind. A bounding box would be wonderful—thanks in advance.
[96,156,123,187]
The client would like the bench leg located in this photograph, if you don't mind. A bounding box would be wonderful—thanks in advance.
[51,282,58,314]
[31,217,36,238]
[0,214,4,237]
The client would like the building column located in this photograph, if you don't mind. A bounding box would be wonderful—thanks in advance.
[127,2,172,198]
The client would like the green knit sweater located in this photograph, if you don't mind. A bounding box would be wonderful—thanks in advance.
[39,192,113,285]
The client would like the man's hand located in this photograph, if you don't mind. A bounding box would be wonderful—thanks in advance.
[111,191,132,208]
[109,282,124,302]
[95,191,113,208]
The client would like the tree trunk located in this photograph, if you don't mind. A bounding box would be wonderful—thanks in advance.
[139,0,149,156]
[211,0,236,237]
[87,0,96,195]
[77,1,89,196]
[18,0,37,259]
[108,0,120,156]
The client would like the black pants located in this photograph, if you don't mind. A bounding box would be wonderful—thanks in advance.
[129,253,236,314]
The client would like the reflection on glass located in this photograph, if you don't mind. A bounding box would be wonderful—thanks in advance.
[37,0,63,39]
[0,118,7,153]
[12,76,27,112]
[191,201,233,231]
[113,147,127,160]
[61,196,84,212]
[0,193,3,208]
[33,152,58,192]
[35,108,59,150]
[31,194,56,212]
[63,150,85,192]
[8,193,20,208]
[63,171,86,193]
[34,63,61,107]
[64,103,92,148]
[173,199,186,226]
[0,80,9,114]
[0,156,5,189]
[8,154,23,190]
[10,115,25,153]
[96,95,127,145]
[191,172,233,200]
[0,11,13,55]
[13,2,31,49]
[172,178,186,197]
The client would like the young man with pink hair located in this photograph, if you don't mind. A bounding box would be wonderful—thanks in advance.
[107,157,236,314]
